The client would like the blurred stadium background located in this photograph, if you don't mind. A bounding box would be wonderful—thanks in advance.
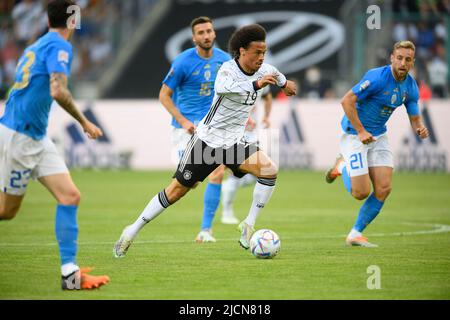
[0,0,449,173]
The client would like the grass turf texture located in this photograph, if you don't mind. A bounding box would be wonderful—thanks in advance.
[0,170,449,299]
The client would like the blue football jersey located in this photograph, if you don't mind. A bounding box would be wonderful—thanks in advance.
[162,47,231,128]
[341,65,420,136]
[1,31,73,140]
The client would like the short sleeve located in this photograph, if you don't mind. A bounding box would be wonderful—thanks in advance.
[351,69,382,101]
[46,42,72,76]
[405,79,420,116]
[162,58,185,91]
[221,52,232,62]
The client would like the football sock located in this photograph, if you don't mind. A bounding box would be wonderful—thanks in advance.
[337,161,346,174]
[244,178,276,227]
[128,190,171,238]
[353,193,384,232]
[239,174,257,188]
[201,183,221,230]
[222,175,240,214]
[61,262,79,277]
[342,166,352,194]
[348,228,362,239]
[55,204,78,271]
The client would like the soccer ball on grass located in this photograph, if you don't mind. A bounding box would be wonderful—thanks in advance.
[249,229,281,259]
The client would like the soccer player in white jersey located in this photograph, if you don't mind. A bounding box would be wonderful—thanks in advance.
[159,17,230,243]
[325,41,429,247]
[221,87,273,224]
[113,24,297,257]
[0,0,109,289]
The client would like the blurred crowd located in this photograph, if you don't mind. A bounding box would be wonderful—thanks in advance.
[297,66,336,99]
[0,0,448,100]
[0,0,156,99]
[391,0,449,98]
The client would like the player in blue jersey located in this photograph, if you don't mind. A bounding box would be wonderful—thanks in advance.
[0,0,109,289]
[158,16,231,242]
[325,41,429,247]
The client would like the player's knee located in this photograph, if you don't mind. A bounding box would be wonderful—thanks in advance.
[261,162,278,178]
[375,184,392,200]
[208,176,222,184]
[208,169,224,184]
[58,189,81,206]
[0,203,20,220]
[272,163,279,177]
[165,182,190,204]
[352,189,370,201]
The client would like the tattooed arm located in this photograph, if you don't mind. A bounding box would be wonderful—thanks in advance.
[50,73,102,139]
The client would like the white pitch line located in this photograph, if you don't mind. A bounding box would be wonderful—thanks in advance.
[369,223,450,237]
[0,223,449,247]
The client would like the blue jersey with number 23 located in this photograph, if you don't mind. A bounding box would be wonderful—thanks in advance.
[1,31,73,140]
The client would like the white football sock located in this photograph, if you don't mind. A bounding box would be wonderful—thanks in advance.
[222,175,240,215]
[348,228,362,239]
[239,174,257,188]
[244,178,276,227]
[61,262,79,277]
[127,191,170,238]
[338,161,346,174]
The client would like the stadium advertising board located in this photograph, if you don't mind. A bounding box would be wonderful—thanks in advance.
[4,99,443,172]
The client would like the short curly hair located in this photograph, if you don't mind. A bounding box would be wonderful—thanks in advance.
[228,24,266,58]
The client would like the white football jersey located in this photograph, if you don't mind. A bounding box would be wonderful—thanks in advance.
[196,59,286,148]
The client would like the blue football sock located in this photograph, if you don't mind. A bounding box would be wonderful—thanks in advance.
[55,204,78,266]
[342,166,352,194]
[353,193,384,232]
[201,183,221,230]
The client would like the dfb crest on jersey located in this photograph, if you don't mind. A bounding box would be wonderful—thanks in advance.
[183,170,192,180]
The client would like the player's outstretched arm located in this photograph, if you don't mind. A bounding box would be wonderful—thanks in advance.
[409,115,429,139]
[159,84,195,134]
[50,73,103,139]
[341,90,374,144]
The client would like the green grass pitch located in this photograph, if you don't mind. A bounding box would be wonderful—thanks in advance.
[0,170,449,299]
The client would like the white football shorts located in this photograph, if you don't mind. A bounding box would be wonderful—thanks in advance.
[0,124,68,195]
[340,131,394,177]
